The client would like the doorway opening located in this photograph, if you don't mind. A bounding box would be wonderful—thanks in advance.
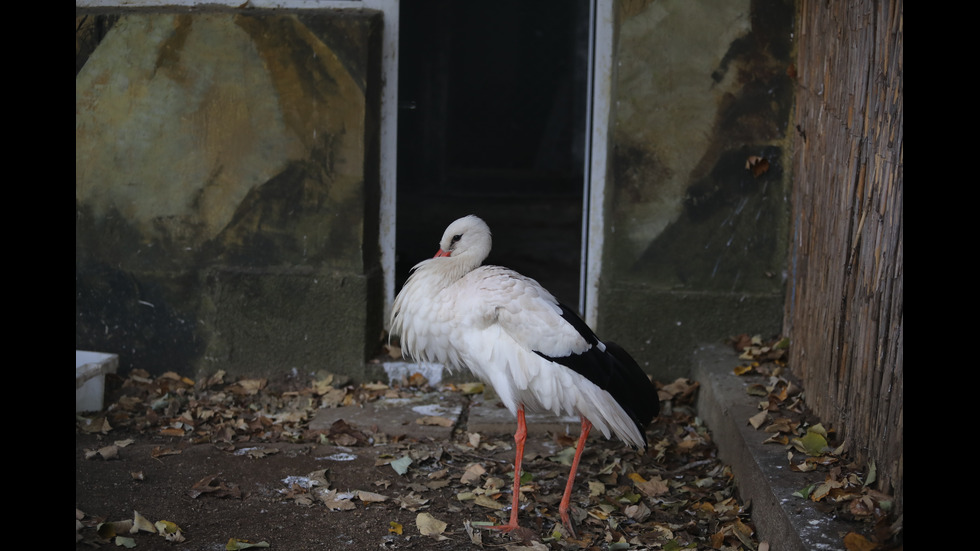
[395,0,590,307]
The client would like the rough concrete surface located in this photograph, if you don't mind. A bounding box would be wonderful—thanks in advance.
[692,343,852,551]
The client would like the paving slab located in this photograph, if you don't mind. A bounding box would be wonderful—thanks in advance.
[310,389,463,441]
[359,359,584,440]
[692,343,850,551]
[466,391,583,439]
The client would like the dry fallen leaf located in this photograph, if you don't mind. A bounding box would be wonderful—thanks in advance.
[396,492,429,511]
[151,446,182,458]
[624,501,651,521]
[357,490,388,503]
[238,447,280,459]
[188,475,242,499]
[745,156,770,177]
[748,410,768,429]
[733,364,755,376]
[794,428,829,456]
[327,419,371,446]
[155,519,185,542]
[131,511,156,533]
[77,416,112,434]
[96,519,133,539]
[474,494,505,510]
[460,463,486,485]
[588,480,605,497]
[416,415,454,427]
[85,444,119,460]
[416,512,447,536]
[384,344,403,359]
[319,386,349,408]
[227,378,267,395]
[658,378,699,402]
[633,475,669,498]
[843,532,879,551]
[389,455,413,476]
[463,520,483,544]
[319,489,356,511]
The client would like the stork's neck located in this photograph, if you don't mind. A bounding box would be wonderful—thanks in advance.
[426,255,480,287]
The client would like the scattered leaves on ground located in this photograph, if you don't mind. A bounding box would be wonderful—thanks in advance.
[77,509,185,546]
[78,361,772,549]
[729,334,903,550]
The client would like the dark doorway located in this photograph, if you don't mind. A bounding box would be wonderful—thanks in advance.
[396,0,590,307]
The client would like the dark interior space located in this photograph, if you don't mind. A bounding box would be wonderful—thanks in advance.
[396,0,589,307]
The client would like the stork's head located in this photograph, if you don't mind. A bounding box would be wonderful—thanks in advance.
[434,215,492,268]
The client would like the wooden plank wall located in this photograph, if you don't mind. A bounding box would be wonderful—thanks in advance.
[786,0,903,514]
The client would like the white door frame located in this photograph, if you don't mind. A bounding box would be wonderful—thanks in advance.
[380,0,612,329]
[580,0,613,328]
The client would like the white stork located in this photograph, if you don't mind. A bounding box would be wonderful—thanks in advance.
[390,215,659,536]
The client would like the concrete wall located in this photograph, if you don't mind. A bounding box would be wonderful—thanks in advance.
[76,8,384,379]
[76,1,796,384]
[598,0,795,380]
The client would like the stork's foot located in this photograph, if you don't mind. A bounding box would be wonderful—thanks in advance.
[487,523,537,542]
[559,507,578,539]
[487,522,520,533]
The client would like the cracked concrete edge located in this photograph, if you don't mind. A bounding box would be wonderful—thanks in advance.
[692,343,848,551]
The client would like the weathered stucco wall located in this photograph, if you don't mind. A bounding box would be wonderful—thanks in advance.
[76,8,384,379]
[600,0,795,380]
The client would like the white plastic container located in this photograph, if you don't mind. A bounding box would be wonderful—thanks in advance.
[76,351,119,413]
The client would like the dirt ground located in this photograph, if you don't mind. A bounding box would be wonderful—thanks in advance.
[76,367,755,551]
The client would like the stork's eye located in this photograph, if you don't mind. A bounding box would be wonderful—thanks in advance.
[451,234,462,243]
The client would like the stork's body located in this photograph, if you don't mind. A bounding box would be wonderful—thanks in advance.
[390,215,659,535]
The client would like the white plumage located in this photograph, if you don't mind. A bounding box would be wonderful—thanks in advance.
[390,214,658,535]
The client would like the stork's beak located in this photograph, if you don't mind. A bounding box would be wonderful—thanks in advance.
[434,249,451,258]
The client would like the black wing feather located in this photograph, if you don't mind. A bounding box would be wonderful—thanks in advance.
[533,303,660,446]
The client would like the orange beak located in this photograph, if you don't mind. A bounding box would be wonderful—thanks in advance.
[434,249,451,258]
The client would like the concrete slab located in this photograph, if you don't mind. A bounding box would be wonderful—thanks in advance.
[467,393,582,440]
[692,343,851,551]
[310,390,463,442]
[367,359,585,441]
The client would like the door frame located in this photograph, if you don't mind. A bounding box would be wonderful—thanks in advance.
[580,0,613,327]
[379,0,612,328]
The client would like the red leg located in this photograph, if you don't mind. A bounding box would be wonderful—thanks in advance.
[558,417,592,537]
[491,406,527,532]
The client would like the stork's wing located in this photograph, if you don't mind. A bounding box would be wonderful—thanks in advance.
[458,266,593,359]
[455,265,659,447]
